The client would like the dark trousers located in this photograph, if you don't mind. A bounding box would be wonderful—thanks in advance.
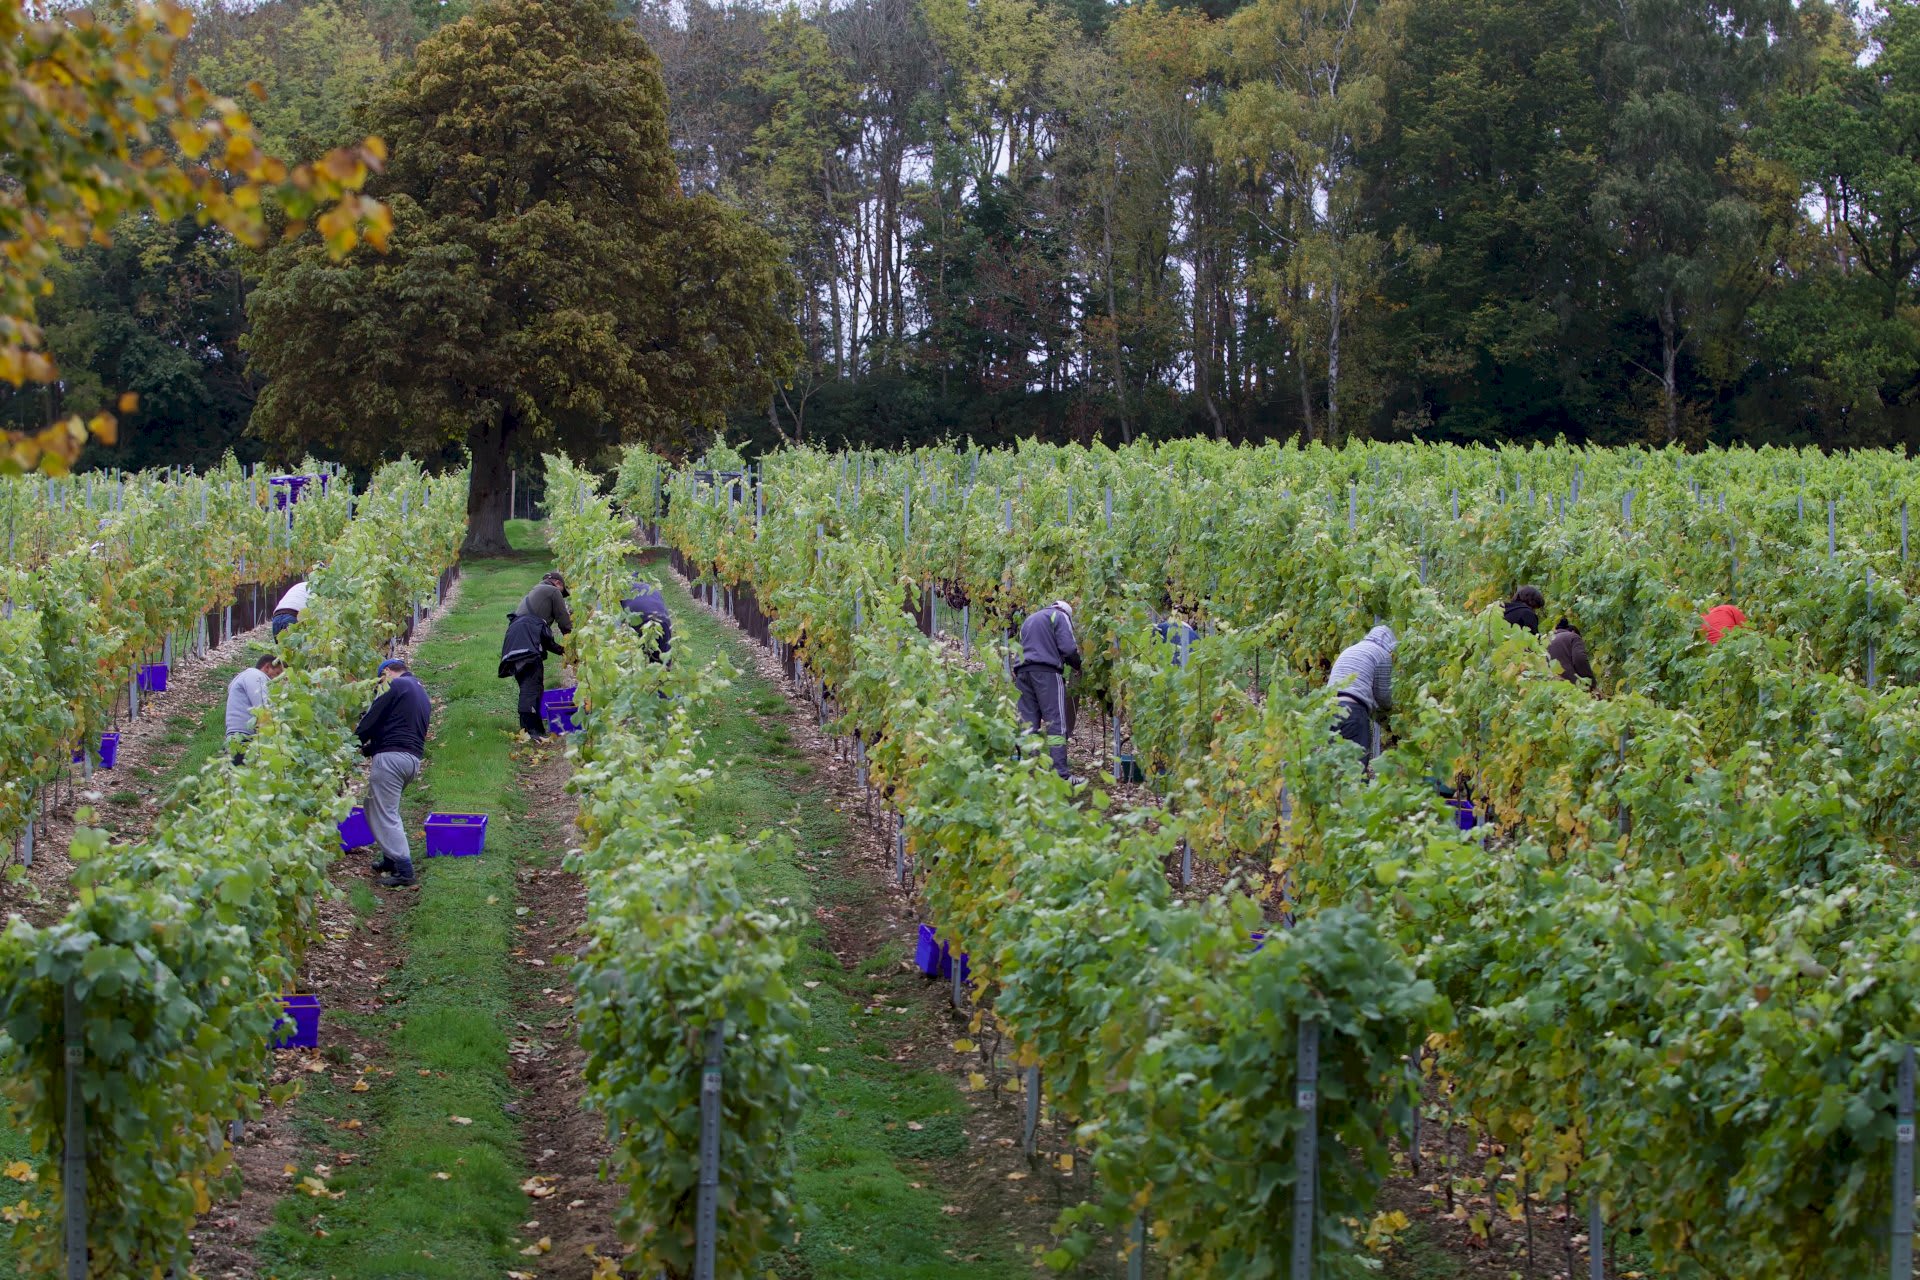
[1014,664,1071,779]
[516,662,546,735]
[271,611,297,639]
[1334,695,1376,769]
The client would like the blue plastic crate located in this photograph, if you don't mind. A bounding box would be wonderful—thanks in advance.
[539,687,581,734]
[1450,797,1477,831]
[272,993,321,1050]
[137,663,169,693]
[338,806,374,852]
[424,812,488,857]
[72,731,119,769]
[914,923,943,976]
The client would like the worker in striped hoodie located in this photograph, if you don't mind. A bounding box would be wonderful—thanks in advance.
[1328,624,1396,769]
[1013,599,1084,786]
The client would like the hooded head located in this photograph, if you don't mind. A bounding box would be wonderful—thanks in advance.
[1053,600,1074,616]
[1366,624,1397,654]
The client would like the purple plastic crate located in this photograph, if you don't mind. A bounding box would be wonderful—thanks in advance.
[424,812,489,857]
[72,731,120,769]
[913,925,970,981]
[1450,797,1477,831]
[914,923,942,976]
[539,687,581,734]
[269,475,315,510]
[338,806,374,852]
[271,993,321,1050]
[137,663,169,693]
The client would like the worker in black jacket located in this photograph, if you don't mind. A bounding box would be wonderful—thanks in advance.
[500,607,566,737]
[1502,585,1544,634]
[356,659,431,888]
[622,578,673,663]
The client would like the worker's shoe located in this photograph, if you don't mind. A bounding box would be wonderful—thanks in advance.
[379,872,418,889]
[370,854,395,875]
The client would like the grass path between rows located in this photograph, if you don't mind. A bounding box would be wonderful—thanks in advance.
[652,558,1032,1280]
[255,522,554,1278]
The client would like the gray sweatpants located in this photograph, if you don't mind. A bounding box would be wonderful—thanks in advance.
[1013,664,1071,779]
[367,751,422,875]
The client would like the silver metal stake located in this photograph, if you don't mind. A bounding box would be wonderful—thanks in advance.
[1023,1066,1041,1156]
[63,978,85,1280]
[1292,1019,1319,1280]
[1895,1045,1915,1280]
[694,1023,724,1280]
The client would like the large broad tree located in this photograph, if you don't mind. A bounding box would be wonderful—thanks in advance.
[1753,0,1920,438]
[245,0,797,554]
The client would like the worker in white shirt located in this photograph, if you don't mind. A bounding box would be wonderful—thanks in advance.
[225,653,285,764]
[271,580,309,639]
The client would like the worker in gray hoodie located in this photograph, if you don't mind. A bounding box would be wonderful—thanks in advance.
[1328,624,1396,767]
[517,572,573,636]
[1014,600,1083,785]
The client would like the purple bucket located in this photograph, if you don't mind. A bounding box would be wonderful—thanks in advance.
[424,812,488,857]
[914,923,943,977]
[1450,797,1477,831]
[338,806,374,852]
[269,475,314,510]
[73,732,120,769]
[539,687,581,735]
[137,663,169,693]
[271,993,321,1049]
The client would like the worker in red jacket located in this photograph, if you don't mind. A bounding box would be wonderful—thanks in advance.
[1703,604,1748,644]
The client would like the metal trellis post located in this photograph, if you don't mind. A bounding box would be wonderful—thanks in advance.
[694,1023,724,1280]
[1292,1019,1320,1280]
[63,978,85,1280]
[1895,1046,1915,1280]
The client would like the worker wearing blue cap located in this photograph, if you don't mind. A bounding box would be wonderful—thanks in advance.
[355,657,431,888]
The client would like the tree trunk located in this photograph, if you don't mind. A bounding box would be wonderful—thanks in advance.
[1326,274,1343,443]
[1661,291,1680,445]
[1103,193,1131,444]
[463,412,514,556]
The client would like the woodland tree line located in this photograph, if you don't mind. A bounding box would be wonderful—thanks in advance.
[6,0,1920,467]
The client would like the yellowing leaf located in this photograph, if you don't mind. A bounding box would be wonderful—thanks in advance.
[519,1236,553,1256]
[2,1162,33,1183]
